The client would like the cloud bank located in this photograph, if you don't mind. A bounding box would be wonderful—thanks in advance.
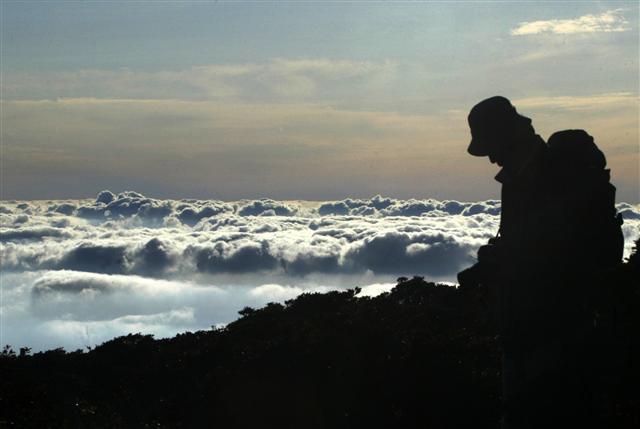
[2,190,638,280]
[2,191,638,351]
[0,191,508,278]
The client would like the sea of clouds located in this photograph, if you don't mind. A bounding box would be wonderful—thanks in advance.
[2,190,639,351]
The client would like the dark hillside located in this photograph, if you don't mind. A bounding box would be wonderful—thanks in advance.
[1,241,638,428]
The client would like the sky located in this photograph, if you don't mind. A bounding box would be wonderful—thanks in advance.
[1,1,639,202]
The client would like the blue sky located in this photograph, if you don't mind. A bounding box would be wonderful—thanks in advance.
[4,2,635,71]
[1,1,638,201]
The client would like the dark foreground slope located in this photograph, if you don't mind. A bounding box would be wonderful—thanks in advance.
[2,253,639,428]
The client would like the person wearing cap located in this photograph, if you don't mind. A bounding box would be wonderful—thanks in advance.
[457,96,618,428]
[459,96,552,428]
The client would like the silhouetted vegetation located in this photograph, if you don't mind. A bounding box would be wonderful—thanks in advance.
[1,239,638,428]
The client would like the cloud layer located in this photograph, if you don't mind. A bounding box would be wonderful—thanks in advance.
[2,191,638,351]
[2,190,638,280]
[0,191,509,278]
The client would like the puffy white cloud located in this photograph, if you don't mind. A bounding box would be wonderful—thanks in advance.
[619,203,640,220]
[356,283,395,297]
[344,231,473,276]
[511,9,630,36]
[248,284,306,301]
[0,226,74,241]
[177,204,233,227]
[237,199,300,217]
[317,196,501,217]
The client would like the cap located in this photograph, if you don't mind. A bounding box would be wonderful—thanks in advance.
[467,96,527,157]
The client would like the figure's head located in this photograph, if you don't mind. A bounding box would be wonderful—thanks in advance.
[467,96,534,166]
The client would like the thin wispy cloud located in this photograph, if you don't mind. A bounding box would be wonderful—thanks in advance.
[511,9,630,36]
[1,59,397,102]
[514,92,638,111]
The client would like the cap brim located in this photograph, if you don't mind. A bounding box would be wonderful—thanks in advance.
[467,138,490,157]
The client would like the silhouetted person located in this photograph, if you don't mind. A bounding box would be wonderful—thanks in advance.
[457,96,624,428]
